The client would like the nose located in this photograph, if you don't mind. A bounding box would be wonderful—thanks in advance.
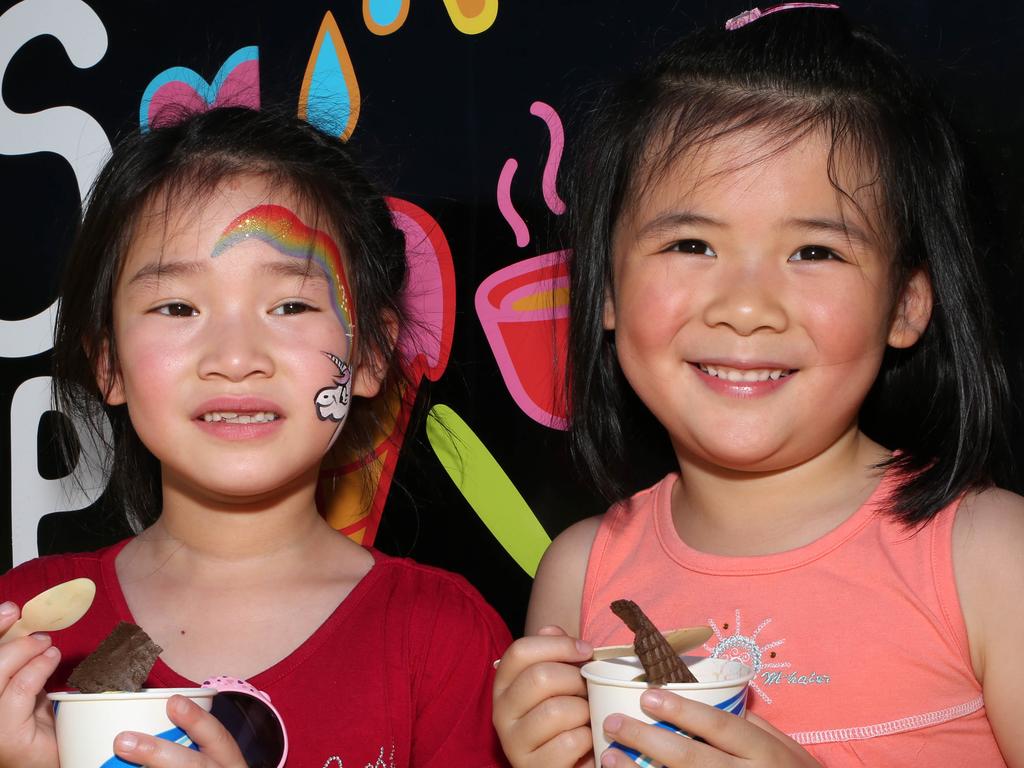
[197,309,275,381]
[701,257,788,335]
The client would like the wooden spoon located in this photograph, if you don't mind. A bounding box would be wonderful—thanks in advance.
[591,625,713,661]
[0,578,96,644]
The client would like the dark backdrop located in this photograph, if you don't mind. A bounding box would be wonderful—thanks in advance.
[2,0,1022,635]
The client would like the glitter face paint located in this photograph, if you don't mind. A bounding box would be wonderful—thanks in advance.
[212,204,356,446]
[212,204,355,342]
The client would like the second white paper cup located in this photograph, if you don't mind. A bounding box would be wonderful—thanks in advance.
[581,656,754,767]
[48,687,216,768]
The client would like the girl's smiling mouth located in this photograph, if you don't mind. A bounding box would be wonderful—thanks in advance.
[201,411,280,423]
[193,398,285,436]
[691,362,796,396]
[694,363,795,382]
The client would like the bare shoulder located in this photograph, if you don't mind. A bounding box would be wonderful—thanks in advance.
[952,487,1024,679]
[954,485,1024,560]
[954,489,1024,767]
[525,515,604,636]
[953,486,1024,600]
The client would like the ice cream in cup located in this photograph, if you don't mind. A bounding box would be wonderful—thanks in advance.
[47,687,217,768]
[46,621,216,767]
[580,655,754,766]
[47,621,289,768]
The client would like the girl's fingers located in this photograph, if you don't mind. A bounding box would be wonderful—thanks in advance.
[493,631,593,696]
[514,722,595,767]
[0,636,60,720]
[0,633,52,682]
[639,690,753,753]
[514,690,591,734]
[0,601,20,633]
[744,711,798,743]
[613,691,815,765]
[494,660,590,761]
[508,692,592,755]
[114,696,247,768]
[536,625,570,637]
[114,731,209,767]
[493,630,596,766]
[167,695,247,766]
[496,659,589,726]
[743,712,822,764]
[600,712,723,768]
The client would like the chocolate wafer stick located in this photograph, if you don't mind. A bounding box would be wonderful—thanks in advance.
[68,621,163,693]
[610,599,698,685]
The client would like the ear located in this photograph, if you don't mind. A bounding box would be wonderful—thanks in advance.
[351,310,400,398]
[602,284,616,331]
[92,337,127,405]
[887,269,933,349]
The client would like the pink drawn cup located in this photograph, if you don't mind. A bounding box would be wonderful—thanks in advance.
[475,250,569,429]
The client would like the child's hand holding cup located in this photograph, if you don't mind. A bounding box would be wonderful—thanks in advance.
[584,600,754,766]
[581,655,754,765]
[47,688,217,768]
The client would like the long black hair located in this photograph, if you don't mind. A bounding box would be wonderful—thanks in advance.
[566,8,1010,525]
[52,106,407,531]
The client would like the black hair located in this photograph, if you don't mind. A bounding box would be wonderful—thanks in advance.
[566,8,1011,525]
[52,106,407,531]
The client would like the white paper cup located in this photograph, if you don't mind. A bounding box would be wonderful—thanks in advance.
[581,656,754,767]
[47,688,216,768]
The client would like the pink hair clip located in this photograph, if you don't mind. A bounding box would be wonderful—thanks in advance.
[725,3,841,31]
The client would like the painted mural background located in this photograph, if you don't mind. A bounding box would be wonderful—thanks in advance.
[2,0,1023,633]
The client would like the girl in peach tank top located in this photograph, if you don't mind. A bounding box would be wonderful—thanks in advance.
[493,5,1023,768]
[579,472,1004,765]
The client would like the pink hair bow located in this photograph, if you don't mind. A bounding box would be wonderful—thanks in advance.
[726,3,841,31]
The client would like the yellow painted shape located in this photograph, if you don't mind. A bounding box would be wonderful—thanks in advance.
[442,0,498,34]
[511,286,570,312]
[427,404,550,576]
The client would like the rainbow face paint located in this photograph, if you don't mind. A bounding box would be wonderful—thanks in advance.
[212,204,355,342]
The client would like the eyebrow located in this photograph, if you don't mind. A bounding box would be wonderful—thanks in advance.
[126,257,330,287]
[632,211,724,240]
[786,216,873,247]
[261,258,329,284]
[126,260,206,287]
[632,211,874,247]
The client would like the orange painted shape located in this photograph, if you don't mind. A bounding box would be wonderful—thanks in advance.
[363,0,411,35]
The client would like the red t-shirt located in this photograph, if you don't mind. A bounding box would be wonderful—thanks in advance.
[2,540,512,767]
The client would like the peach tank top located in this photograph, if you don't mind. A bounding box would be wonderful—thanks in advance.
[580,473,1006,766]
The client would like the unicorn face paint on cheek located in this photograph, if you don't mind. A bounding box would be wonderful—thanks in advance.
[316,351,353,447]
[316,351,353,423]
[211,203,356,343]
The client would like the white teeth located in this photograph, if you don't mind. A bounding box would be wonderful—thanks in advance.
[698,364,790,382]
[202,411,278,423]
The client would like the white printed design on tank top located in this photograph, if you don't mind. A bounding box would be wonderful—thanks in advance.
[704,610,984,744]
[705,609,791,704]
